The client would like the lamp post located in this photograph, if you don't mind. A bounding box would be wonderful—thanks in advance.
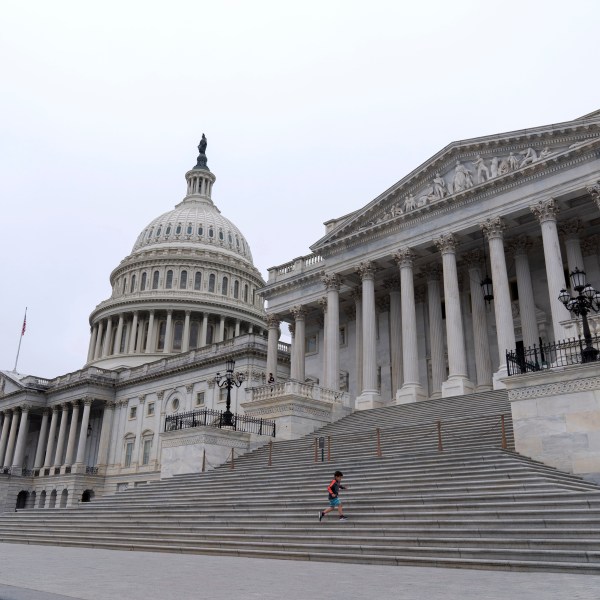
[215,359,244,427]
[558,267,600,363]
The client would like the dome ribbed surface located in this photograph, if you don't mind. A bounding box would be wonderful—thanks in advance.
[131,199,253,263]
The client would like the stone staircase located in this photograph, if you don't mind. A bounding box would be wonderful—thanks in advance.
[2,390,600,573]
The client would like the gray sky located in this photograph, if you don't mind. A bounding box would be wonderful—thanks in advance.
[2,0,599,379]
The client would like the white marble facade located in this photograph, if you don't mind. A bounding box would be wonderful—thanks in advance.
[3,110,600,509]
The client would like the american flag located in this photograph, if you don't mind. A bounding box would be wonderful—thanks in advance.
[21,311,27,336]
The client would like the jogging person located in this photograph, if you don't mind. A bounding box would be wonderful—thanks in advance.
[319,470,348,522]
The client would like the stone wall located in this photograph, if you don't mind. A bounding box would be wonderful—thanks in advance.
[505,363,600,484]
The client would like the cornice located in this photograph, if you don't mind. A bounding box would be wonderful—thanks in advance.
[319,143,600,256]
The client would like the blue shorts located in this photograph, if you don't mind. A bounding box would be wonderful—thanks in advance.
[329,497,341,508]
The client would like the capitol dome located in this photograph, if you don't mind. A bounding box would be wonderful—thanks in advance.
[85,138,267,369]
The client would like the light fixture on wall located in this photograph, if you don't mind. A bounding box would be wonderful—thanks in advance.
[558,267,600,363]
[480,231,494,304]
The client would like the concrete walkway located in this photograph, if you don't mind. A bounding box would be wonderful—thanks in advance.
[0,543,598,600]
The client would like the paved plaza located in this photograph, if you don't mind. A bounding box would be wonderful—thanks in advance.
[0,543,598,600]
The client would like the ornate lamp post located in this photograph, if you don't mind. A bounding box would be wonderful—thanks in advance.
[215,359,244,427]
[558,267,600,363]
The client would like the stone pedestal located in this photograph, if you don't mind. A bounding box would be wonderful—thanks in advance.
[243,381,352,439]
[441,376,475,398]
[355,392,383,411]
[504,363,600,484]
[395,384,427,404]
[159,427,255,478]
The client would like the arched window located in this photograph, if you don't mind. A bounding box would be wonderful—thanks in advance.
[206,324,214,344]
[173,321,183,351]
[124,436,135,467]
[180,270,187,289]
[189,321,200,349]
[39,490,46,509]
[187,224,192,235]
[130,274,136,293]
[157,321,166,350]
[228,232,233,244]
[141,272,147,291]
[208,227,214,238]
[244,284,249,302]
[166,225,171,235]
[219,229,224,241]
[147,228,153,239]
[166,270,173,289]
[176,224,182,234]
[222,277,228,296]
[234,280,239,299]
[122,278,127,294]
[60,489,68,508]
[194,272,202,290]
[236,236,240,248]
[49,490,57,509]
[198,225,203,236]
[156,226,162,237]
[208,274,215,293]
[152,271,159,289]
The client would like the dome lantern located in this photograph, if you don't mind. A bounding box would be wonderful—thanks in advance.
[184,133,216,202]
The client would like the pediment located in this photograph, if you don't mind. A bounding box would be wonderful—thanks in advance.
[311,114,600,252]
[0,370,26,397]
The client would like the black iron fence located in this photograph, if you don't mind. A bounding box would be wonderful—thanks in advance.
[506,334,600,375]
[164,408,276,437]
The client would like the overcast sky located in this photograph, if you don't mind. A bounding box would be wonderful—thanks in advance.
[1,0,599,379]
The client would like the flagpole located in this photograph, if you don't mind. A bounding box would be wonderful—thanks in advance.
[13,307,27,373]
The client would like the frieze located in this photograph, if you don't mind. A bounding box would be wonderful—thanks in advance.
[244,403,331,419]
[162,434,249,449]
[508,375,600,401]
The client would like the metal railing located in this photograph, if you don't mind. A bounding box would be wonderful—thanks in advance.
[506,334,600,375]
[164,408,276,437]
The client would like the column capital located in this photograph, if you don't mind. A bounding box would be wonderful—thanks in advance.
[434,233,458,254]
[461,250,482,269]
[70,400,81,409]
[321,273,342,291]
[42,407,51,416]
[530,198,559,223]
[291,305,307,320]
[61,403,70,412]
[423,262,443,280]
[50,405,59,414]
[582,235,599,257]
[506,235,533,258]
[104,401,117,411]
[587,180,600,207]
[118,399,129,407]
[156,390,166,401]
[185,384,193,393]
[558,218,583,240]
[167,309,173,316]
[384,277,401,291]
[82,397,93,407]
[480,216,506,240]
[356,261,376,280]
[185,310,192,317]
[19,403,31,413]
[394,248,415,268]
[266,314,280,329]
[138,395,146,405]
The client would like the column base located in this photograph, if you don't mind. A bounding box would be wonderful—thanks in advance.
[441,376,475,398]
[355,391,384,411]
[492,366,509,390]
[476,384,494,392]
[395,384,427,404]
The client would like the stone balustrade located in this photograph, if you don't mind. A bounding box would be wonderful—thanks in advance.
[267,253,323,283]
[246,380,351,408]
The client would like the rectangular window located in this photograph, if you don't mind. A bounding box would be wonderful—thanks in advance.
[142,440,152,465]
[124,442,134,467]
[219,388,227,403]
[147,403,154,416]
[305,334,318,355]
[129,406,137,420]
[339,326,347,347]
[196,392,205,406]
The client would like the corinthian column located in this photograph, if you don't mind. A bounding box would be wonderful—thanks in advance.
[113,314,124,354]
[75,398,93,469]
[11,405,31,469]
[265,314,280,382]
[506,236,539,350]
[463,251,493,391]
[394,249,426,403]
[129,311,139,353]
[87,325,98,363]
[3,408,20,468]
[53,404,70,468]
[164,309,174,352]
[182,311,191,352]
[352,289,363,396]
[43,407,59,469]
[322,273,341,390]
[385,279,402,397]
[93,320,104,360]
[434,234,475,397]
[560,219,585,276]
[96,402,115,473]
[102,317,113,357]
[356,261,382,409]
[291,306,307,383]
[33,408,50,470]
[531,199,567,342]
[425,264,446,398]
[587,181,600,212]
[481,217,516,384]
[64,401,80,469]
[0,410,12,467]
